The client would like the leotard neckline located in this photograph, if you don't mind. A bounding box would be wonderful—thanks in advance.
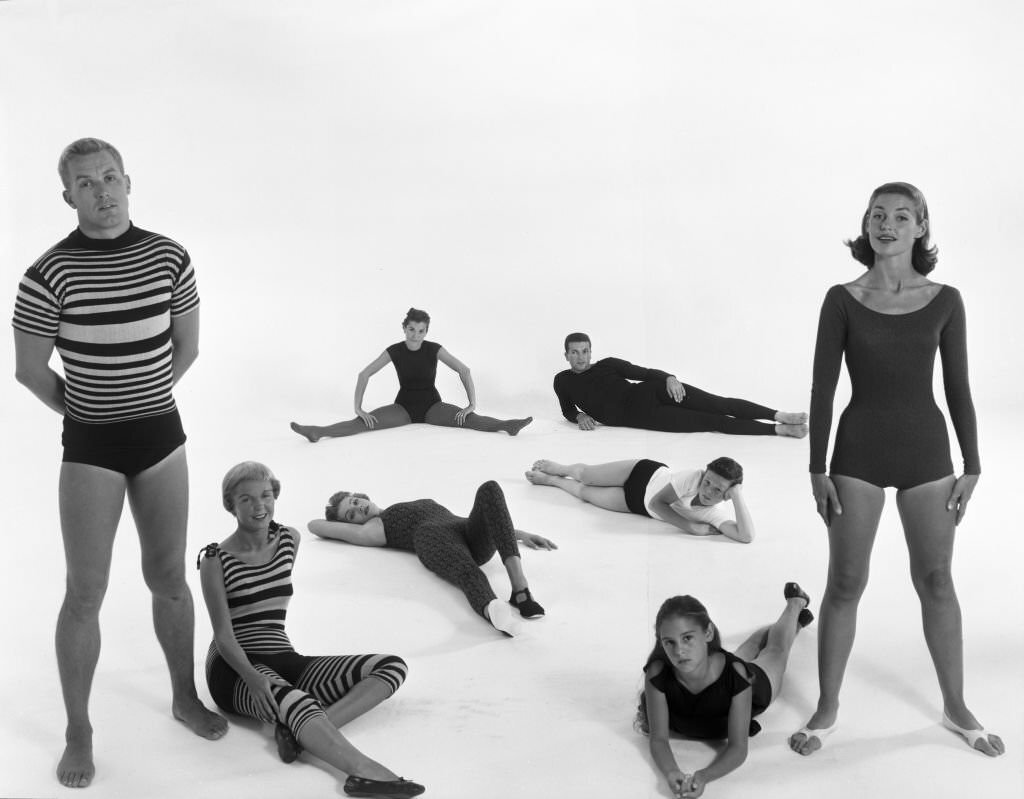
[840,283,947,316]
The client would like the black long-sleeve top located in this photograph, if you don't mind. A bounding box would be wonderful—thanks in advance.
[553,357,670,424]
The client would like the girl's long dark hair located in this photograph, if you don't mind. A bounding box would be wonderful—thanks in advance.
[643,595,722,672]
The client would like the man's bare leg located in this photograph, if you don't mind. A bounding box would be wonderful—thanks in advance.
[55,463,126,788]
[128,446,227,740]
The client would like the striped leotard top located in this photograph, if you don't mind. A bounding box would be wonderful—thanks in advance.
[11,224,200,424]
[200,522,296,655]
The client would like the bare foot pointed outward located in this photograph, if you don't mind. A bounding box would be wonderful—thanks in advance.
[174,696,229,740]
[524,469,555,486]
[530,459,570,476]
[289,422,323,443]
[775,423,809,439]
[775,411,809,425]
[57,729,94,789]
[505,417,533,436]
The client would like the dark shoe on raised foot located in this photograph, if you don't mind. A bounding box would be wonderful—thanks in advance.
[274,722,301,763]
[784,582,811,608]
[510,587,545,618]
[798,608,815,628]
[344,775,426,798]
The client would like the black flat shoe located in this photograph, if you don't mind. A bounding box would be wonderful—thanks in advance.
[784,582,811,609]
[798,608,815,628]
[510,587,545,618]
[344,775,425,798]
[274,722,301,763]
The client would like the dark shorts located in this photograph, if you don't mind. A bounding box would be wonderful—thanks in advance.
[746,661,774,708]
[623,459,668,516]
[62,410,186,477]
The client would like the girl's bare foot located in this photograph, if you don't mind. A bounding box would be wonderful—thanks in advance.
[57,727,94,788]
[531,459,570,476]
[775,423,808,438]
[524,469,555,486]
[289,422,322,443]
[775,411,809,424]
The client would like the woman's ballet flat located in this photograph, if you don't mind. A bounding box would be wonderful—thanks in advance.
[343,775,425,798]
[783,582,811,608]
[789,722,837,755]
[942,712,1003,756]
[274,721,302,763]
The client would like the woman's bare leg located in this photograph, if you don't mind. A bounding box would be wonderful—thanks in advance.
[295,716,400,781]
[290,404,411,442]
[424,402,532,435]
[897,477,1004,756]
[525,469,631,512]
[531,458,640,486]
[324,677,395,729]
[791,475,884,756]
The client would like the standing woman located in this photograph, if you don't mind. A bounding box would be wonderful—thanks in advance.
[291,308,532,441]
[791,182,1003,757]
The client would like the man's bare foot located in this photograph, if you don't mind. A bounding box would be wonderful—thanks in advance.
[775,423,808,438]
[57,727,94,788]
[788,708,838,756]
[524,469,555,486]
[775,411,809,424]
[173,696,228,740]
[289,422,322,443]
[505,417,533,436]
[531,459,570,476]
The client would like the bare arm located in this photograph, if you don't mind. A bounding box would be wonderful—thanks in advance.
[13,330,65,414]
[682,670,752,798]
[170,308,200,385]
[438,347,476,424]
[717,484,754,544]
[198,554,288,719]
[645,664,690,796]
[307,517,387,546]
[353,351,392,426]
[647,483,720,538]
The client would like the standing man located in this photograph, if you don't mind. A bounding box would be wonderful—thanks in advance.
[554,332,808,436]
[12,138,227,788]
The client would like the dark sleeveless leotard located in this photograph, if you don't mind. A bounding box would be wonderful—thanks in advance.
[643,650,771,739]
[810,284,980,488]
[387,340,443,422]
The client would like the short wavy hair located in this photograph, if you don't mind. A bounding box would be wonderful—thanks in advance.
[222,461,281,513]
[402,308,430,329]
[845,181,938,275]
[58,138,125,189]
[324,490,371,521]
[706,456,743,486]
[564,332,591,353]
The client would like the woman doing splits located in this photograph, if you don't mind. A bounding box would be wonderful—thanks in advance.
[198,462,424,798]
[638,589,813,798]
[792,182,1003,757]
[525,457,754,543]
[291,308,532,441]
[309,481,555,636]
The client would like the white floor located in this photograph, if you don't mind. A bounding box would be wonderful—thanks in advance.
[2,2,1023,798]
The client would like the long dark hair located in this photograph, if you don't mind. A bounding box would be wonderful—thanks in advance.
[643,595,722,672]
[844,181,938,275]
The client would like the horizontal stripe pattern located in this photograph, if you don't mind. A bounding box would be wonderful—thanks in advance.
[11,225,199,423]
[215,524,296,655]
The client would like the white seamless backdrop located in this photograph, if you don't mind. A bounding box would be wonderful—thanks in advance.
[1,2,1022,798]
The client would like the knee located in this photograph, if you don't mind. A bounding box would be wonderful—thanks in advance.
[142,559,188,599]
[63,576,109,617]
[911,564,956,603]
[375,654,409,693]
[825,567,869,604]
[477,480,502,500]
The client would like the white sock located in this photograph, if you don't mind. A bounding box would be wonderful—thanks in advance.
[485,599,520,637]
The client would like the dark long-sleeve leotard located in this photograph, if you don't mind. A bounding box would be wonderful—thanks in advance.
[553,357,670,424]
[809,284,980,489]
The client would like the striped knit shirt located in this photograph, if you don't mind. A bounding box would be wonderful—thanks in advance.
[11,224,199,423]
[206,523,296,655]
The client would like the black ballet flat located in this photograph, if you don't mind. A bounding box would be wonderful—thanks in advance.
[274,722,302,763]
[784,582,811,609]
[343,775,425,798]
[798,608,815,628]
[509,587,545,619]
